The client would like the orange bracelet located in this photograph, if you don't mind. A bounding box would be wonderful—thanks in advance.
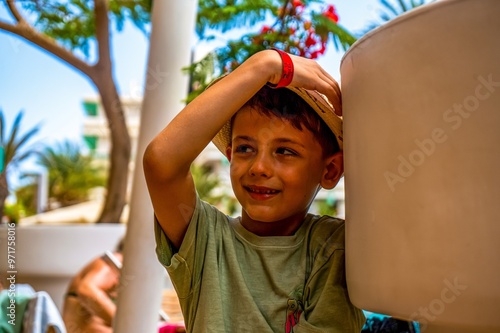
[267,48,294,88]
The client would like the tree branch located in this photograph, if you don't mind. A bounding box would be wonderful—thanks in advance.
[5,0,25,23]
[0,19,17,34]
[0,20,95,76]
[93,0,112,74]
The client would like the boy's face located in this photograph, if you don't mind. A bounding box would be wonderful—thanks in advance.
[226,107,343,236]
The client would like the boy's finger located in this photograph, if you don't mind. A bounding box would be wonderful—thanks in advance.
[324,78,342,117]
[319,72,342,116]
[331,93,342,117]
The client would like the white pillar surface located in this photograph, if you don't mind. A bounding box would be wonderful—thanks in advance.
[114,1,198,332]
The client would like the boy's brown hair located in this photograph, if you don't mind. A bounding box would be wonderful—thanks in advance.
[242,85,340,157]
[210,75,343,156]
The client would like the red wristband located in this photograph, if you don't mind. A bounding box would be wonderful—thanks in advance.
[267,48,294,88]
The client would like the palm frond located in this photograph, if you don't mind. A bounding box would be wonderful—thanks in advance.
[10,126,41,162]
[36,140,106,206]
[0,110,41,168]
[381,0,401,16]
[196,0,275,38]
[360,0,432,34]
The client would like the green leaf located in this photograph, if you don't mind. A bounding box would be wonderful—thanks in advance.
[19,0,151,58]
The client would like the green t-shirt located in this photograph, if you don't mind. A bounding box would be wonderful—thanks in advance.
[155,195,365,332]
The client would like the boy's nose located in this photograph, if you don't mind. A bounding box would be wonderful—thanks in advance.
[249,153,272,177]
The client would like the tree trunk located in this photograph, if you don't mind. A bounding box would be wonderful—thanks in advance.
[0,172,8,220]
[93,73,131,223]
[91,0,131,223]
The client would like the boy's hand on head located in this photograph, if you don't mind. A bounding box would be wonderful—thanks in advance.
[264,50,342,116]
[288,54,342,116]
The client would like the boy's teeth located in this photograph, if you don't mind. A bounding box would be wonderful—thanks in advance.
[251,188,276,194]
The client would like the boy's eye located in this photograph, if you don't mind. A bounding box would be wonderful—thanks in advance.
[235,145,254,153]
[276,147,296,155]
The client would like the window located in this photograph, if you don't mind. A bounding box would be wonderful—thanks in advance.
[84,135,99,150]
[83,101,98,116]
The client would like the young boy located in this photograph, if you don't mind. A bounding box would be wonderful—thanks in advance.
[144,49,365,332]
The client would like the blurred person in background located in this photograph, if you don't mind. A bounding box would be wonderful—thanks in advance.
[62,239,123,333]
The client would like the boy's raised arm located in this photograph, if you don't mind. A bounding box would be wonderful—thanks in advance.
[143,50,340,249]
[143,51,276,249]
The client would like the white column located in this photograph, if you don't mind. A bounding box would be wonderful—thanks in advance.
[114,1,198,332]
[37,170,48,213]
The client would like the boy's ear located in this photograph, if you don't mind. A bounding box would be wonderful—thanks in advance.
[225,145,232,162]
[321,151,344,190]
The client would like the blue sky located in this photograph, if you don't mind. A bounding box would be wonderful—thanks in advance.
[0,0,386,184]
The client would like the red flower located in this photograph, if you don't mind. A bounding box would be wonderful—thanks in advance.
[323,5,339,23]
[310,51,320,59]
[319,42,327,55]
[326,4,336,14]
[292,0,304,8]
[261,25,272,33]
[305,33,317,47]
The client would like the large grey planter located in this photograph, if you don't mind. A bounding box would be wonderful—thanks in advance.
[342,0,500,332]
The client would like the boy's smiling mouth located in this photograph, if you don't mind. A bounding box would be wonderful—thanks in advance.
[244,185,281,199]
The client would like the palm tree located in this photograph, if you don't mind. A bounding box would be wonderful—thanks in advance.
[0,110,41,219]
[37,141,106,208]
[12,181,37,219]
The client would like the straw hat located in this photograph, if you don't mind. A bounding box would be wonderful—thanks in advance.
[209,76,343,155]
